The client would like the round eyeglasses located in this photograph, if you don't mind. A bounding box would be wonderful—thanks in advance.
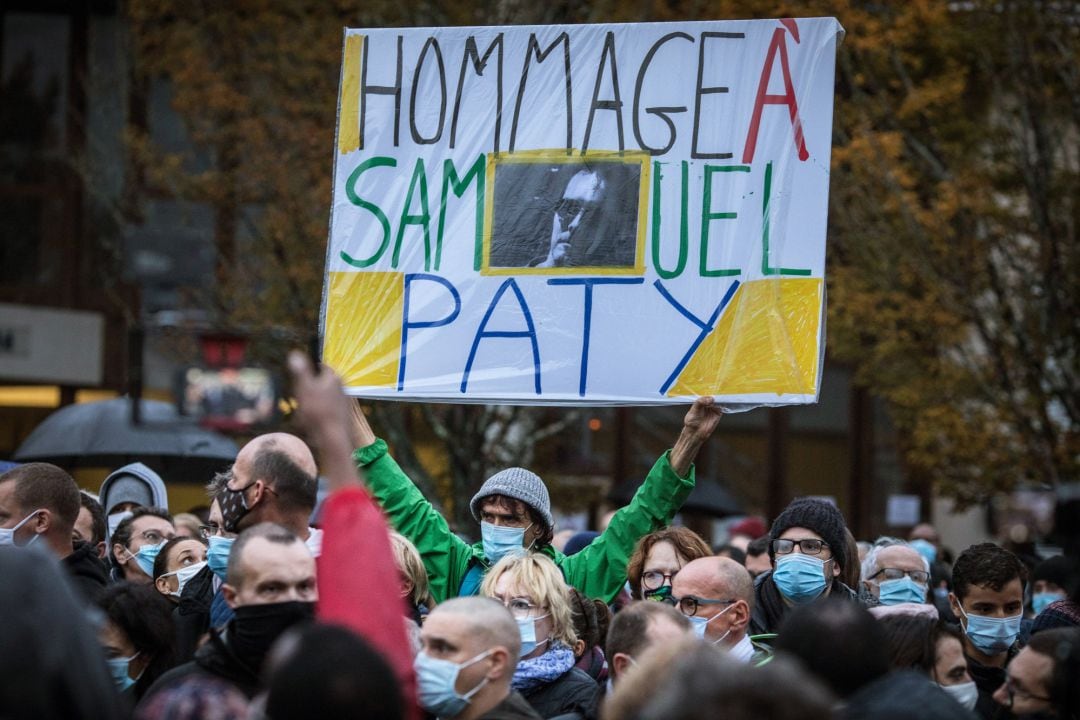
[641,570,679,591]
[673,595,735,617]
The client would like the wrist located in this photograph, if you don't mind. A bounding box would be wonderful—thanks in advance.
[317,425,354,454]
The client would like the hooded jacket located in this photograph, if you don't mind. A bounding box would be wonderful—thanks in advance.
[99,462,169,514]
[353,438,695,604]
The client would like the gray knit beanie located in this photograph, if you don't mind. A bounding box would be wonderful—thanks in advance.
[469,467,553,532]
[768,498,849,573]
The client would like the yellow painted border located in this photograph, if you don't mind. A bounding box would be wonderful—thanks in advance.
[481,149,650,276]
[338,34,364,155]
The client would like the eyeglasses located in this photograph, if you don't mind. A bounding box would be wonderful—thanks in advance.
[641,570,679,590]
[871,567,930,584]
[772,538,829,556]
[136,529,172,545]
[499,597,546,620]
[1002,676,1052,706]
[673,595,735,617]
[199,523,225,540]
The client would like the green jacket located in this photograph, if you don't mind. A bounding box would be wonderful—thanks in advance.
[353,438,695,604]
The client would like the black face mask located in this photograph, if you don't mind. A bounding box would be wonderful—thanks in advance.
[219,485,253,533]
[229,601,315,667]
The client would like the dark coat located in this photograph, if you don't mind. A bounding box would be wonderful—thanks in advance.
[965,651,1015,720]
[62,540,109,605]
[172,564,214,663]
[143,626,262,702]
[479,691,545,720]
[520,667,600,720]
[750,570,862,636]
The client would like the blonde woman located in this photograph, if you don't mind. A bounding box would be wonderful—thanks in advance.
[389,531,436,625]
[481,553,600,719]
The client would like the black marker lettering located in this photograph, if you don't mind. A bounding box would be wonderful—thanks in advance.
[633,32,694,156]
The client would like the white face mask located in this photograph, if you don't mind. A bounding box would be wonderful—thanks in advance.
[938,681,978,711]
[0,509,44,547]
[107,511,133,541]
[687,601,737,644]
[159,561,208,597]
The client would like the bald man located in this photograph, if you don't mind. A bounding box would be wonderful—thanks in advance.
[672,556,761,664]
[416,596,541,720]
[219,433,321,555]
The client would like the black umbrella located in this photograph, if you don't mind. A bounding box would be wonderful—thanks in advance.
[13,398,237,483]
[608,475,744,518]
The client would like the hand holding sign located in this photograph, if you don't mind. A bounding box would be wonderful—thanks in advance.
[670,396,723,477]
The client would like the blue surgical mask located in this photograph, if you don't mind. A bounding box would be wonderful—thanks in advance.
[106,653,139,691]
[957,604,1021,655]
[688,603,735,644]
[481,521,530,564]
[414,650,491,717]
[772,554,828,603]
[129,541,165,577]
[909,539,937,566]
[517,613,550,657]
[1032,591,1065,616]
[207,535,234,580]
[0,509,43,547]
[878,576,927,605]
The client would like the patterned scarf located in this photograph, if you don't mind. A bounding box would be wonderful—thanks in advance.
[511,643,575,692]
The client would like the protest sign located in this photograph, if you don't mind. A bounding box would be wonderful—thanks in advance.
[321,18,844,406]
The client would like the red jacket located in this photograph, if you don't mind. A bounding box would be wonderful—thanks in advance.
[317,485,417,718]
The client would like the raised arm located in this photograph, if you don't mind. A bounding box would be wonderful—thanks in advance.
[286,351,417,719]
[342,377,472,602]
[561,397,722,602]
[348,397,377,449]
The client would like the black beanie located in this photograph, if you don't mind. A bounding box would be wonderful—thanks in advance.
[1032,555,1078,588]
[768,498,849,573]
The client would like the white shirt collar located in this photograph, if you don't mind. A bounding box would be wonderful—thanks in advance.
[305,527,323,558]
[728,633,755,663]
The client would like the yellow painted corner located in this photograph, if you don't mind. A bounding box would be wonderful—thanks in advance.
[323,270,403,388]
[669,277,823,397]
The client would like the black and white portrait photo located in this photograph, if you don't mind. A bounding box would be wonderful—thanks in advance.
[487,159,643,270]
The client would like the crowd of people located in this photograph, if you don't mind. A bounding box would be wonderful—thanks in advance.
[1,351,1078,720]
